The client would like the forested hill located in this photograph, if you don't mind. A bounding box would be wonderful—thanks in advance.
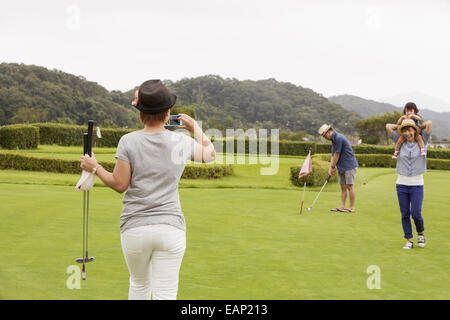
[165,76,362,134]
[0,63,139,127]
[328,94,402,118]
[0,63,362,134]
[329,94,450,139]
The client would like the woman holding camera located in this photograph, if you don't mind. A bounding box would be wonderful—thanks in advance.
[80,80,216,299]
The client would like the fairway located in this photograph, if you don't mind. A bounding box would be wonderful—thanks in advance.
[0,148,449,299]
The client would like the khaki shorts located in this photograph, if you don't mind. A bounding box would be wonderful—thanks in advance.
[338,168,357,185]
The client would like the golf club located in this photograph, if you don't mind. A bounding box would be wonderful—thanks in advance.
[306,175,331,211]
[76,121,95,280]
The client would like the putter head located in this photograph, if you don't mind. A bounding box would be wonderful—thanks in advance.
[75,257,95,263]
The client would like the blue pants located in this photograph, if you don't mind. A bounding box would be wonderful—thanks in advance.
[396,184,425,239]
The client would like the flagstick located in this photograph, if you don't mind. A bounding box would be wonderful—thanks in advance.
[300,175,308,215]
[299,149,312,215]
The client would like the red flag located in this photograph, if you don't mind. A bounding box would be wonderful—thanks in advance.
[298,151,312,178]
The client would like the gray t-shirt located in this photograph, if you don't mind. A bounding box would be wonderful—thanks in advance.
[390,130,430,176]
[115,130,196,233]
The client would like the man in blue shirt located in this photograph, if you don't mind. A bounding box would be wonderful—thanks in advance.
[318,124,359,213]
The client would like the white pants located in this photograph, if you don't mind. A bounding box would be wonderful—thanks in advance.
[120,224,186,300]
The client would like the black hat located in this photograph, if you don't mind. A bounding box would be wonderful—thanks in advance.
[134,80,177,114]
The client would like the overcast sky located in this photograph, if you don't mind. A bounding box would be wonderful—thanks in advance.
[1,0,449,109]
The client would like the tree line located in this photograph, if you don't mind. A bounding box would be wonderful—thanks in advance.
[0,64,363,139]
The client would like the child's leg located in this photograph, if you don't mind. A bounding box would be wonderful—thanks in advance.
[393,136,405,158]
[416,134,426,155]
[395,136,405,151]
[416,134,425,149]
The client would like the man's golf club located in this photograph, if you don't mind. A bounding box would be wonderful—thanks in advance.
[306,175,331,211]
[76,120,95,280]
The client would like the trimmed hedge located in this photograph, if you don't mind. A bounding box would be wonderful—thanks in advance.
[352,144,450,159]
[427,158,450,170]
[35,123,85,146]
[181,163,234,179]
[354,154,396,168]
[0,124,39,149]
[315,143,331,154]
[353,144,394,155]
[2,123,449,159]
[0,153,114,174]
[95,128,134,148]
[0,153,234,179]
[427,148,450,160]
[216,138,317,155]
[34,123,133,147]
[290,156,338,187]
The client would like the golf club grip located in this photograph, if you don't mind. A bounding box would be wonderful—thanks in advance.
[83,133,88,155]
[87,120,94,156]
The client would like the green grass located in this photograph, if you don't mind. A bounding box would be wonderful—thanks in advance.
[0,146,449,299]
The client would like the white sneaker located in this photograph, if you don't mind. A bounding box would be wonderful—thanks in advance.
[418,235,426,247]
[403,241,413,249]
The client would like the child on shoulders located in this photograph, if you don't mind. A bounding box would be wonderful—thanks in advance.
[392,102,426,159]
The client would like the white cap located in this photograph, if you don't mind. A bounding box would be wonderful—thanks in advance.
[318,124,332,136]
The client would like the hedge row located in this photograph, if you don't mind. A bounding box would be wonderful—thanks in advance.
[352,144,450,159]
[0,153,234,179]
[214,138,316,156]
[34,123,133,148]
[0,125,39,149]
[0,153,97,174]
[290,156,338,187]
[181,163,234,179]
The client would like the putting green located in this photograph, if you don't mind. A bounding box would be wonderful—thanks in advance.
[0,149,449,299]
